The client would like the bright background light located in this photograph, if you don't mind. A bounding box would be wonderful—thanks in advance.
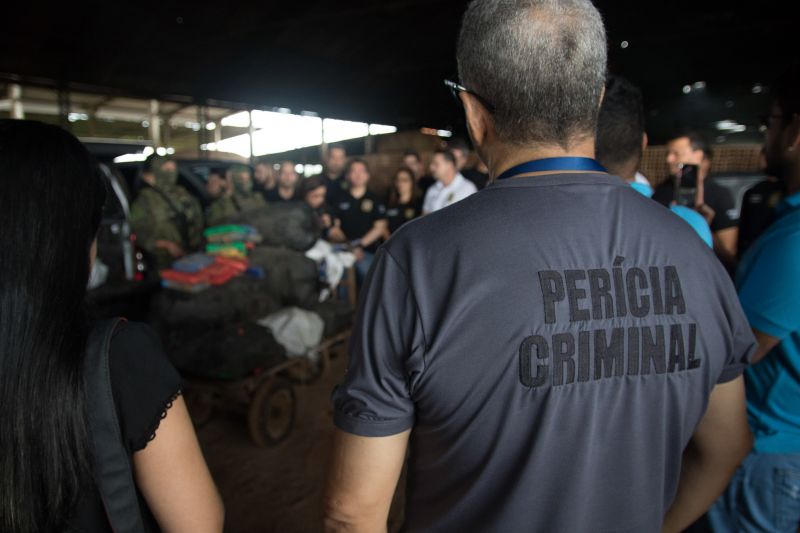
[114,153,148,163]
[368,124,397,136]
[214,110,396,157]
[322,118,367,143]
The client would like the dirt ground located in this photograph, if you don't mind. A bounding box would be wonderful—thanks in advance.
[194,350,405,533]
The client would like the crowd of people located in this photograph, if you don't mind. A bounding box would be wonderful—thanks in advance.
[321,1,799,533]
[128,118,764,291]
[0,0,798,532]
[128,136,495,282]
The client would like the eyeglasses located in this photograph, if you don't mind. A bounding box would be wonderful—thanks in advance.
[444,79,496,113]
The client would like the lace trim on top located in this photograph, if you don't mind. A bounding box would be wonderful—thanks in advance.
[134,389,183,452]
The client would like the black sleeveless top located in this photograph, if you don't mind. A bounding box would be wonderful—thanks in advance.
[69,321,183,532]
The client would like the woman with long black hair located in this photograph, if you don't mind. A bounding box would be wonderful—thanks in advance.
[0,120,223,532]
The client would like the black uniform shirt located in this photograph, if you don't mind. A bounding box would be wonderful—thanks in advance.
[314,173,347,206]
[737,178,784,259]
[653,177,738,232]
[462,166,490,190]
[386,198,422,234]
[264,188,297,203]
[333,190,387,253]
[416,175,436,197]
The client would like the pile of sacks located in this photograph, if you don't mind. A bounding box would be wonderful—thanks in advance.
[151,213,354,380]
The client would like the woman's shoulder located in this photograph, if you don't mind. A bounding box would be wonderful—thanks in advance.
[110,320,160,347]
[103,320,183,453]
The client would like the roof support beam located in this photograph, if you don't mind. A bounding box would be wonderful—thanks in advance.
[58,86,71,131]
[8,84,24,119]
[248,110,255,164]
[149,99,162,147]
[88,95,114,117]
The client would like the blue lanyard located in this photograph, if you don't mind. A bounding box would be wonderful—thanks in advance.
[495,157,607,181]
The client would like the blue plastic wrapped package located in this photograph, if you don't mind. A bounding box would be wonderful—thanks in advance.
[171,253,215,273]
[161,279,211,294]
[246,266,266,279]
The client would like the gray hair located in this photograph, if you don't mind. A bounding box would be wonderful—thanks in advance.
[457,0,607,148]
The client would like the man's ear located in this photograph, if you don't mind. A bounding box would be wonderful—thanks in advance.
[788,114,800,151]
[90,238,98,270]
[461,92,491,148]
[642,132,649,152]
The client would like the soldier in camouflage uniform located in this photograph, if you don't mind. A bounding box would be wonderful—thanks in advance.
[206,164,267,227]
[130,155,204,271]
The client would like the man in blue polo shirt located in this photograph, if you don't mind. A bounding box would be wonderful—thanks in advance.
[707,67,800,533]
[322,1,756,532]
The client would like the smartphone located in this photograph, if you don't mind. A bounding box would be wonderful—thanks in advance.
[673,164,699,207]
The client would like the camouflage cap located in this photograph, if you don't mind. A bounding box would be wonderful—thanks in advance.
[144,154,178,188]
[144,154,172,173]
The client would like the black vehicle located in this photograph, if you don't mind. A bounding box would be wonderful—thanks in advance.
[708,171,766,221]
[83,139,156,319]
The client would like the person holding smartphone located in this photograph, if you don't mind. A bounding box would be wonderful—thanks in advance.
[652,133,739,271]
[596,76,713,249]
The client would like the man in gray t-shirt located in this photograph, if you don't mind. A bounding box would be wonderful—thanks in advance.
[323,2,756,532]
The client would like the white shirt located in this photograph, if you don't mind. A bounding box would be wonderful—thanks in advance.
[423,173,478,213]
[634,171,650,186]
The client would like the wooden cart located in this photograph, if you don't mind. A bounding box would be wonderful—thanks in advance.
[182,266,357,446]
[183,328,350,446]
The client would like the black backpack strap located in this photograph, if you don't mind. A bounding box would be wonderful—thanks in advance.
[84,318,146,533]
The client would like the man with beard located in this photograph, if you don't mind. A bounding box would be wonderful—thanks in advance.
[707,66,800,533]
[652,132,738,270]
[265,161,300,203]
[313,144,348,204]
[253,160,277,200]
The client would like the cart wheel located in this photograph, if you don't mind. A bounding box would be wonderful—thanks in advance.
[285,354,328,385]
[248,377,296,446]
[184,388,214,428]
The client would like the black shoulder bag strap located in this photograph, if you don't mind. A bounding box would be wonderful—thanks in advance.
[84,318,147,533]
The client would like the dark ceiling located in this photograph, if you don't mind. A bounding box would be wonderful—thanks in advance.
[1,0,794,140]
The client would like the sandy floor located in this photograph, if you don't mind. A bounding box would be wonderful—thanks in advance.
[194,350,405,533]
